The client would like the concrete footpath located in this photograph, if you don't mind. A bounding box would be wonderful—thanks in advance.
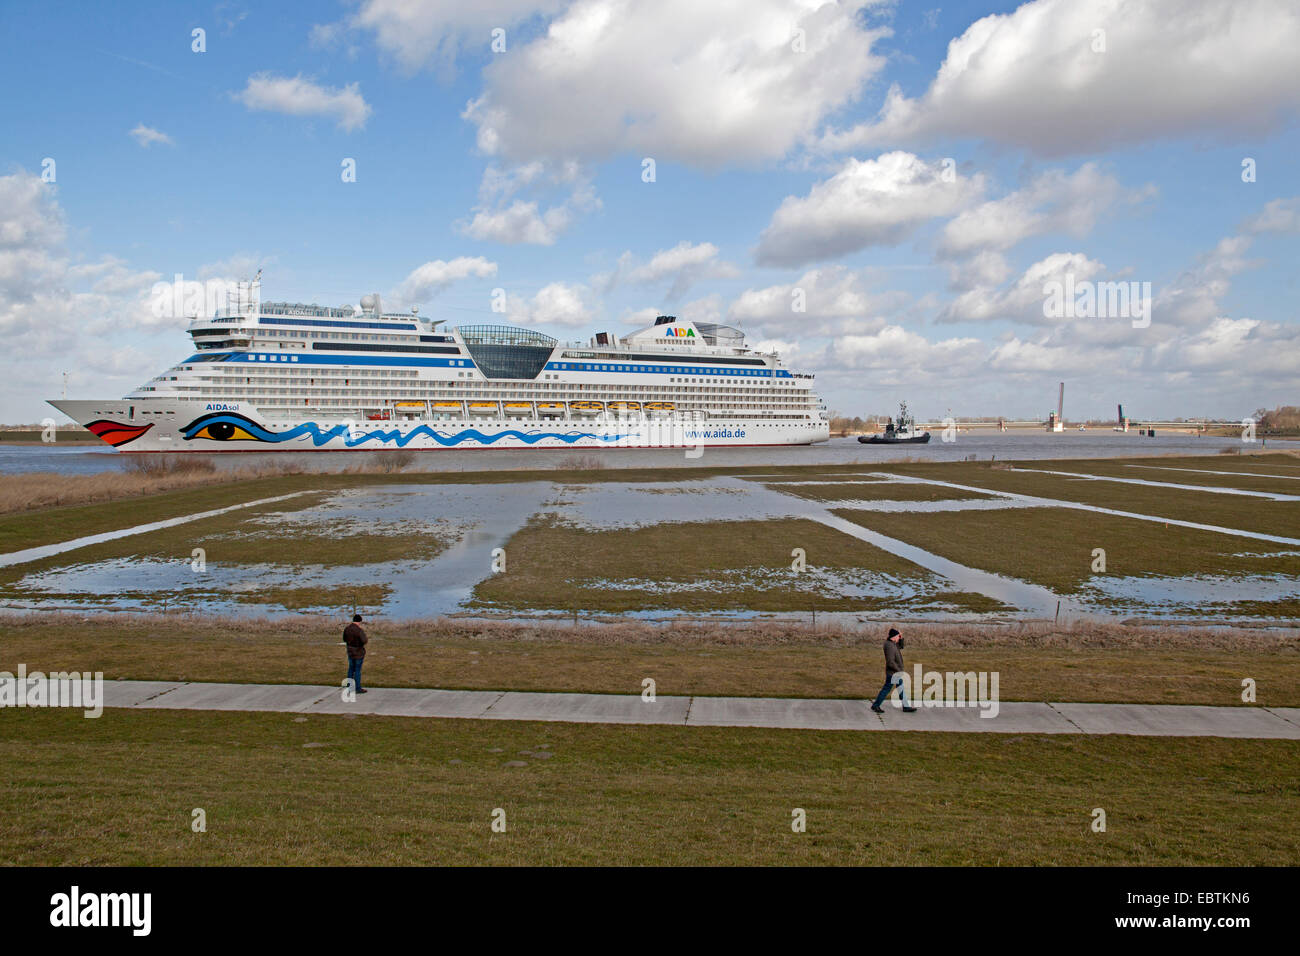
[96,680,1300,739]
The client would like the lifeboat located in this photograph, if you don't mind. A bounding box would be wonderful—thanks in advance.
[503,402,533,414]
[431,401,462,411]
[468,402,500,415]
[395,402,424,410]
[606,401,641,413]
[644,402,675,414]
[537,402,565,416]
[569,401,604,415]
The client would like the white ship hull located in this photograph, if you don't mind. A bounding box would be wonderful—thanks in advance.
[50,400,829,451]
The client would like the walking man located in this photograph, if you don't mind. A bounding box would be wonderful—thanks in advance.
[344,613,368,695]
[871,627,916,713]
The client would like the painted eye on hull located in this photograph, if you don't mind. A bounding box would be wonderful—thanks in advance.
[180,413,273,443]
[190,421,258,441]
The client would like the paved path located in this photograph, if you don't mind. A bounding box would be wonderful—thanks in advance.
[97,680,1300,738]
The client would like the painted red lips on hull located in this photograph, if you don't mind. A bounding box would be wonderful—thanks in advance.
[86,419,154,447]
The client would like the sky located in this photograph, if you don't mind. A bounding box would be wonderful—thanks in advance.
[1,0,1298,424]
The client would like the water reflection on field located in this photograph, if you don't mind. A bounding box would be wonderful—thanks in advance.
[4,466,1297,623]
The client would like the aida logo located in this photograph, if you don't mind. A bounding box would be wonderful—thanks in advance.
[664,327,695,337]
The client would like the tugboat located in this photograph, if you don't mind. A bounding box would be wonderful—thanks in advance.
[859,401,931,444]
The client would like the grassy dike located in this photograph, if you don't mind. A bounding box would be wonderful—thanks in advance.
[3,706,1298,865]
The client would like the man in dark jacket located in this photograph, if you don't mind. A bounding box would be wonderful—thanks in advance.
[343,614,368,694]
[871,627,916,713]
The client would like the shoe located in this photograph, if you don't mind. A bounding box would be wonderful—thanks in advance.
[902,706,917,713]
[870,704,884,714]
[357,688,369,694]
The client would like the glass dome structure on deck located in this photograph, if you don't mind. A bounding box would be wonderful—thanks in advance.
[457,325,559,380]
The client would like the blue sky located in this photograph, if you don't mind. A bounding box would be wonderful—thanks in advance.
[2,0,1297,423]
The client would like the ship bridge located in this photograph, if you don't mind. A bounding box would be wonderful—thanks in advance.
[457,325,558,380]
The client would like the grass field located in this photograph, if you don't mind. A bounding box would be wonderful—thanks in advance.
[3,706,1297,865]
[763,481,996,502]
[869,466,1300,537]
[469,516,1004,613]
[834,506,1300,616]
[5,615,1298,706]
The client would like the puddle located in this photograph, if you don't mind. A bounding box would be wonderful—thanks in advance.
[4,476,1296,623]
[1078,573,1300,617]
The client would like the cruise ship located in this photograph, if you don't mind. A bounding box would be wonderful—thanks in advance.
[50,281,830,452]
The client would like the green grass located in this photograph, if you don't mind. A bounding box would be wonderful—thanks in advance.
[933,469,1300,537]
[3,707,1296,865]
[470,516,999,613]
[769,482,996,502]
[0,489,454,585]
[833,506,1300,608]
[1033,461,1300,497]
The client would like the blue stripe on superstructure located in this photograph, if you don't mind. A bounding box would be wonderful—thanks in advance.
[544,361,791,378]
[178,352,793,378]
[182,352,475,369]
[258,316,418,331]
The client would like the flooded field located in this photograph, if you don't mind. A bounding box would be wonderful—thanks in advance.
[1,452,1296,624]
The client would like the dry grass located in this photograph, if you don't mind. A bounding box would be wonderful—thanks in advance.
[0,460,302,515]
[4,612,1297,706]
[554,454,607,470]
[0,452,428,516]
[8,606,1298,654]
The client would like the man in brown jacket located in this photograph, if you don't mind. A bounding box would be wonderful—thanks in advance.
[871,627,916,713]
[343,614,368,694]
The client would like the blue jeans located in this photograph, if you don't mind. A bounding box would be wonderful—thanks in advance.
[872,673,910,708]
[347,656,363,692]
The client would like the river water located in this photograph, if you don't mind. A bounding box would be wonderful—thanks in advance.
[2,432,1292,475]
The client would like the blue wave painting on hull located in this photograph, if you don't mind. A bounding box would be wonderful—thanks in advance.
[180,412,635,447]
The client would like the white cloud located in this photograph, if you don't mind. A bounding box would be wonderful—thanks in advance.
[396,256,499,302]
[823,325,982,378]
[755,152,984,267]
[946,251,1011,293]
[129,124,174,147]
[938,164,1146,258]
[462,0,890,165]
[615,241,740,299]
[197,253,269,282]
[464,200,574,246]
[462,167,600,245]
[940,251,1106,325]
[820,0,1300,156]
[350,0,565,72]
[511,281,595,327]
[1154,235,1256,328]
[1153,316,1300,378]
[0,171,175,419]
[235,73,372,131]
[618,306,663,327]
[728,265,897,337]
[1241,197,1300,235]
